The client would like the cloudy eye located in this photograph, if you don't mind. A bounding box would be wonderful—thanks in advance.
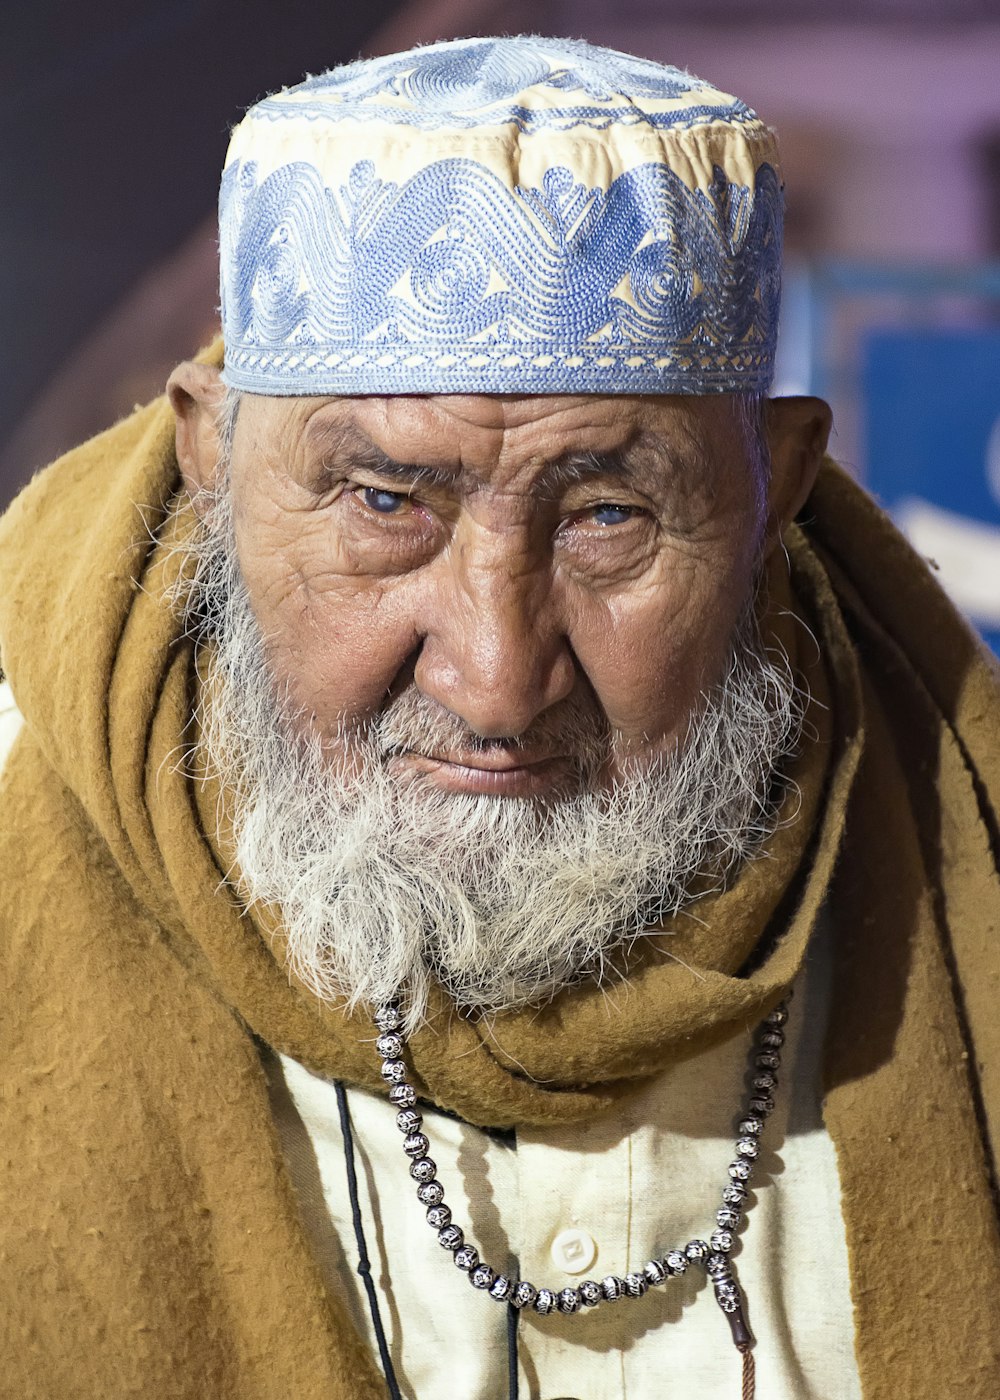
[591,503,634,526]
[361,486,408,514]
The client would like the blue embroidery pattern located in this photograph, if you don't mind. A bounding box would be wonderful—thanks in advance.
[220,157,782,395]
[256,37,750,133]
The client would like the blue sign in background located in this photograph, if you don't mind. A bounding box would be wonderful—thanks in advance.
[863,329,1000,655]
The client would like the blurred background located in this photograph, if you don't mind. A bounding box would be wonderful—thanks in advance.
[3,0,999,648]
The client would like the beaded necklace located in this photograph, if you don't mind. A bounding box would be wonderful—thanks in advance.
[366,995,791,1399]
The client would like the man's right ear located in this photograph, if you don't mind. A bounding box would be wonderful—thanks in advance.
[166,361,225,515]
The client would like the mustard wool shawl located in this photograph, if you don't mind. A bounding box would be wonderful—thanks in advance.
[0,381,999,1399]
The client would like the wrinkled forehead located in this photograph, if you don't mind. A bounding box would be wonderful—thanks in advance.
[222,389,750,504]
[231,389,748,476]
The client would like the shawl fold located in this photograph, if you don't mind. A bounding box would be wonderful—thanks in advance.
[1,355,998,1397]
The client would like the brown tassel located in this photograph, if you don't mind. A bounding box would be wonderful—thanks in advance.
[740,1346,756,1400]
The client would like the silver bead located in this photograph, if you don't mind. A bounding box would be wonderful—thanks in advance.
[728,1158,753,1181]
[722,1183,747,1205]
[396,1109,422,1134]
[388,1083,416,1108]
[375,1032,403,1060]
[409,1157,437,1183]
[752,1072,777,1093]
[664,1251,688,1276]
[438,1225,464,1251]
[380,1059,407,1084]
[765,1005,789,1027]
[558,1287,581,1314]
[755,1051,781,1071]
[624,1272,648,1298]
[601,1275,624,1301]
[470,1264,496,1290]
[735,1137,759,1159]
[761,1029,785,1049]
[454,1245,479,1272]
[716,1207,741,1230]
[749,1095,774,1117]
[374,1005,402,1031]
[685,1240,710,1264]
[403,1132,430,1159]
[643,1259,667,1286]
[579,1280,602,1307]
[705,1252,730,1278]
[489,1275,513,1302]
[510,1281,537,1310]
[738,1117,764,1137]
[710,1229,734,1253]
[534,1289,557,1315]
[425,1204,451,1230]
[710,1258,741,1312]
[416,1180,444,1206]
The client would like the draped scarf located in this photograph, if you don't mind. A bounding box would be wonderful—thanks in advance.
[1,357,998,1398]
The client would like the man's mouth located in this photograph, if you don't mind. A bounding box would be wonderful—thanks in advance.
[389,749,574,797]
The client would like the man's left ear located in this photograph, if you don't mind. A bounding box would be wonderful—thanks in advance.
[763,396,833,553]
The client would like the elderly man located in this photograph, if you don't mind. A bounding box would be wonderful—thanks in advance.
[1,34,998,1400]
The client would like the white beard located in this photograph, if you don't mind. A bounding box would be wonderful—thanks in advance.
[181,482,805,1032]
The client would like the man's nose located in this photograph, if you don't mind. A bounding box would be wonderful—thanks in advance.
[413,542,576,739]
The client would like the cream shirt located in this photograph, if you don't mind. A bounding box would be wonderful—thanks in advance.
[269,927,863,1400]
[0,681,862,1398]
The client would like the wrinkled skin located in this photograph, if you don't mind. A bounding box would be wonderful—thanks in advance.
[169,365,830,797]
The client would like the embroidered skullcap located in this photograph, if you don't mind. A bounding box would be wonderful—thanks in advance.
[219,35,783,396]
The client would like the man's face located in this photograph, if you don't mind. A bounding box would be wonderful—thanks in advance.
[170,372,822,1023]
[224,390,764,790]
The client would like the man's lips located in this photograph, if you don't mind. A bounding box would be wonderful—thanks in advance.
[391,749,573,797]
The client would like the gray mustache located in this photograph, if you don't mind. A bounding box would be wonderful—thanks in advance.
[371,684,611,771]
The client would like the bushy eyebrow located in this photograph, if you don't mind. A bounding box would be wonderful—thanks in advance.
[540,448,632,490]
[306,418,684,495]
[307,421,455,490]
[537,439,700,497]
[338,449,455,492]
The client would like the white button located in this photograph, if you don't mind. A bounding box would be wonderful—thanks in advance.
[550,1228,597,1275]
